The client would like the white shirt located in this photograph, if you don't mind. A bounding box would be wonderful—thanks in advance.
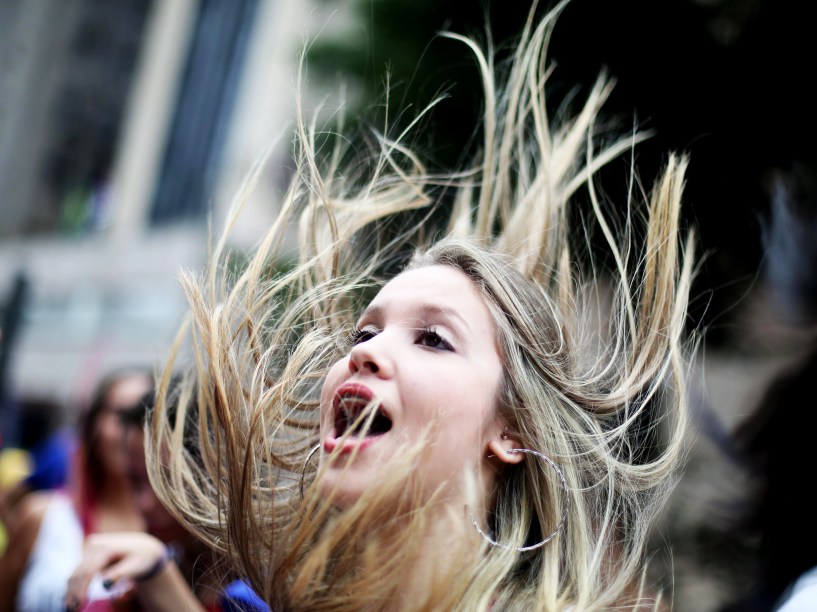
[16,493,83,612]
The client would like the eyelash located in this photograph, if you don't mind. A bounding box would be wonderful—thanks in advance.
[347,325,453,351]
[416,327,453,351]
[348,326,379,345]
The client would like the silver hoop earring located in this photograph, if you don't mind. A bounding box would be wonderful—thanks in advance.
[472,448,568,552]
[300,444,321,500]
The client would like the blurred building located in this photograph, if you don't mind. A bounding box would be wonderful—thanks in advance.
[0,0,345,423]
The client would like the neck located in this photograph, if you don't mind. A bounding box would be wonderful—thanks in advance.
[96,471,134,504]
[90,473,144,532]
[387,501,482,608]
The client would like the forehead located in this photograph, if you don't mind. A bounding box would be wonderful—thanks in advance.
[105,375,152,412]
[370,265,489,319]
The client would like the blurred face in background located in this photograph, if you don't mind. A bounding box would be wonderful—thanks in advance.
[124,425,189,545]
[93,374,153,479]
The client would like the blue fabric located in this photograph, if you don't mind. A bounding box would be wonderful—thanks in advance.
[23,428,75,491]
[220,579,269,611]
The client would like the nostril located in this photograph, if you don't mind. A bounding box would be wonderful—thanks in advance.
[348,343,383,376]
[347,356,374,374]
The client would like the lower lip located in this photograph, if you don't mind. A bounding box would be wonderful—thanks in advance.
[323,433,384,454]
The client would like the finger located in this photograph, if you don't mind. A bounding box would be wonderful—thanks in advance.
[64,568,93,611]
[65,543,123,607]
[66,560,99,609]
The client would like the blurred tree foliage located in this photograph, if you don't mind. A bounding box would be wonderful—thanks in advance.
[307,0,547,170]
[306,0,816,347]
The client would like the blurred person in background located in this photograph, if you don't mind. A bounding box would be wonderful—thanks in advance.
[726,347,817,612]
[0,445,33,553]
[718,163,817,612]
[0,397,76,532]
[65,378,268,612]
[0,367,153,611]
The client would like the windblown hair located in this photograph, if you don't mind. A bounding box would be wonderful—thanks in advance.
[148,3,695,610]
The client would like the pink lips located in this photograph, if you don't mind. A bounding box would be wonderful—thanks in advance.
[333,382,375,413]
[324,382,386,454]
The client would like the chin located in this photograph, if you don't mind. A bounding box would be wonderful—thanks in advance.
[316,469,369,510]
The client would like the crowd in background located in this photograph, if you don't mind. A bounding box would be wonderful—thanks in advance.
[0,365,267,611]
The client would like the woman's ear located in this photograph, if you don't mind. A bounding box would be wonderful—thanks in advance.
[487,427,524,465]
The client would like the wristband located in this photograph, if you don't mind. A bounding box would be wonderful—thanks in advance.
[134,544,176,582]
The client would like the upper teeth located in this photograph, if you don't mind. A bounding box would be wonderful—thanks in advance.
[340,396,368,418]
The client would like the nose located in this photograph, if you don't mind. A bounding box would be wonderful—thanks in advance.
[348,334,392,377]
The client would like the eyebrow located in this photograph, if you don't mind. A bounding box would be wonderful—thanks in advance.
[360,303,471,336]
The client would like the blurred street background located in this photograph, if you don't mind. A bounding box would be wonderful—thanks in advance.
[1,1,815,609]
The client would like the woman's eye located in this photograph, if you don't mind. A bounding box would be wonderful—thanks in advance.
[417,328,453,351]
[349,327,378,345]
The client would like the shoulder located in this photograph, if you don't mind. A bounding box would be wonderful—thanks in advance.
[12,490,54,533]
[3,490,67,564]
[12,490,80,559]
[0,491,56,609]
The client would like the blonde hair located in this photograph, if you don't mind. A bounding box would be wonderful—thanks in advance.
[148,3,695,610]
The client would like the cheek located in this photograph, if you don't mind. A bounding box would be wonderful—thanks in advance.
[135,484,155,513]
[426,370,502,445]
[98,419,121,447]
[411,386,493,446]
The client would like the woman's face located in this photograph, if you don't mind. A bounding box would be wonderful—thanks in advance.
[125,427,190,545]
[319,264,516,506]
[94,374,153,478]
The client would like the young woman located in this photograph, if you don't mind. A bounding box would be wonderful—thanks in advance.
[64,383,268,612]
[0,367,152,611]
[147,4,696,610]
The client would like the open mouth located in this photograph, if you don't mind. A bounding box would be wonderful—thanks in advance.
[333,387,393,438]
